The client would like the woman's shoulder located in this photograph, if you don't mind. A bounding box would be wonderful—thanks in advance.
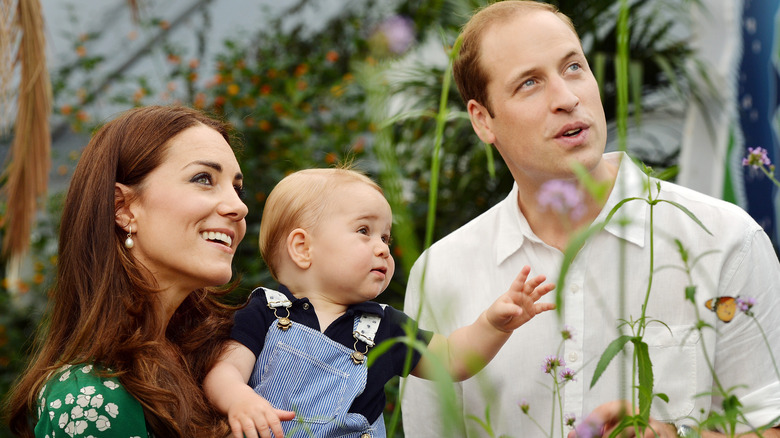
[36,363,151,437]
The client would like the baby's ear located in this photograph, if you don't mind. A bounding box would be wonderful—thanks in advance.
[286,228,312,270]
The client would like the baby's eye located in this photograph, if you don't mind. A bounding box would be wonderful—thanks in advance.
[191,172,213,185]
[357,226,369,235]
[381,234,392,245]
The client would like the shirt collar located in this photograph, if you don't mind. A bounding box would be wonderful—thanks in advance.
[495,152,648,265]
[275,284,385,317]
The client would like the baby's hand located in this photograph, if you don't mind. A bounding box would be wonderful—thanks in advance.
[226,385,295,438]
[486,265,555,333]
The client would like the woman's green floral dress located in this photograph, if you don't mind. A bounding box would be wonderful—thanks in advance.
[35,364,152,437]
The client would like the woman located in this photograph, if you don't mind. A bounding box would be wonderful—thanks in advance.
[5,105,248,437]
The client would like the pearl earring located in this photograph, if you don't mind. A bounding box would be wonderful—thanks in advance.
[124,225,135,249]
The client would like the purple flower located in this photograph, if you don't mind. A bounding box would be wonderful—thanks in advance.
[564,413,577,428]
[518,399,530,414]
[542,355,565,374]
[742,147,773,170]
[559,367,576,382]
[373,16,415,55]
[537,179,586,221]
[561,324,575,341]
[573,416,605,438]
[736,296,756,314]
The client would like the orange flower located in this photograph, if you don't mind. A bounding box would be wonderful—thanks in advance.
[296,80,308,91]
[254,192,267,203]
[189,58,200,69]
[330,84,346,97]
[267,68,278,79]
[188,72,198,82]
[60,104,73,116]
[227,84,240,96]
[343,73,354,82]
[214,96,226,107]
[259,120,271,132]
[260,84,272,95]
[352,137,365,153]
[244,117,255,127]
[76,111,89,122]
[159,20,170,30]
[127,30,138,41]
[324,152,337,164]
[33,273,45,285]
[167,81,177,91]
[167,53,181,64]
[294,63,308,77]
[326,50,339,62]
[272,102,285,115]
[76,45,86,57]
[133,88,145,102]
[194,92,206,109]
[57,164,68,176]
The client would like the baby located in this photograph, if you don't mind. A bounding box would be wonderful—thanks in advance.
[204,167,555,438]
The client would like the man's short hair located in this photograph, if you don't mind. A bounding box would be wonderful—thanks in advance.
[453,1,577,117]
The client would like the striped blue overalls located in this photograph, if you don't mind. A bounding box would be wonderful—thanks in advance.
[249,288,386,438]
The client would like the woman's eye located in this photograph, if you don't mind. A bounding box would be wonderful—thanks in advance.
[191,172,213,185]
[234,185,246,199]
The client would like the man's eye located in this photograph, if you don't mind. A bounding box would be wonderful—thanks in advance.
[568,63,581,72]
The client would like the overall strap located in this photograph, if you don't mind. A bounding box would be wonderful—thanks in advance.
[350,304,386,365]
[263,288,293,331]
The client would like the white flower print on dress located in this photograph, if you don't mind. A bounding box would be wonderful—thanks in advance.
[80,364,93,373]
[84,408,98,422]
[58,412,69,428]
[70,405,84,419]
[104,402,119,418]
[90,393,104,408]
[76,394,90,408]
[58,370,71,382]
[64,419,87,436]
[49,399,62,409]
[95,415,111,431]
[81,386,96,396]
[103,380,120,390]
[65,393,75,405]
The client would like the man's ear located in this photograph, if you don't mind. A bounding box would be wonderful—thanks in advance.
[286,228,312,270]
[467,99,497,145]
[114,183,135,231]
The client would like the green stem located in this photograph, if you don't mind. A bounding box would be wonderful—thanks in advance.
[750,314,780,382]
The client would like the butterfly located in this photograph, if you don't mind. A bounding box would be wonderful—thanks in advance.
[705,296,738,323]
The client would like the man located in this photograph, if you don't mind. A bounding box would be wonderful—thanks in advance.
[401,1,780,437]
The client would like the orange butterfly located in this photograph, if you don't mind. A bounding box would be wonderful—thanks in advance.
[705,296,737,323]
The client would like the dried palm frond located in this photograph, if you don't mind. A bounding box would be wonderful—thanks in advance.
[2,0,52,283]
[0,0,19,136]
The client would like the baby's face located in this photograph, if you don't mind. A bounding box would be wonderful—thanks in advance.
[307,182,395,304]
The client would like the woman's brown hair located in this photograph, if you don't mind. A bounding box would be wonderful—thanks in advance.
[5,105,236,437]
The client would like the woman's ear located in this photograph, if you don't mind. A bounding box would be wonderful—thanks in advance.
[114,183,135,230]
[467,99,497,145]
[286,228,312,270]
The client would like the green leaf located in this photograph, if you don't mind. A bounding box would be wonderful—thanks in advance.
[633,339,654,417]
[590,335,632,389]
[656,199,712,235]
[685,285,697,304]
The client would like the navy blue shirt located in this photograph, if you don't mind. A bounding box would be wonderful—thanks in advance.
[231,285,433,424]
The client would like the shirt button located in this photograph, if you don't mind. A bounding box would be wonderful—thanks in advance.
[302,303,310,310]
[568,352,579,363]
